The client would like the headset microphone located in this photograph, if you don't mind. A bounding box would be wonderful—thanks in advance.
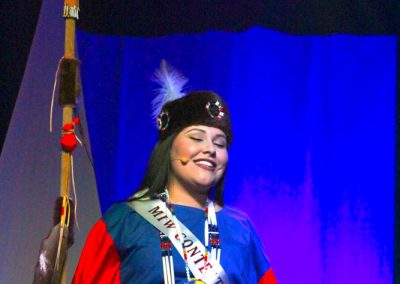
[171,157,189,165]
[179,157,189,165]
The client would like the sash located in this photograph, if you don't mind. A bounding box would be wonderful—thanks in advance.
[128,199,229,284]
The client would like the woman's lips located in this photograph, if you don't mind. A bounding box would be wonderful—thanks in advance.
[193,159,216,171]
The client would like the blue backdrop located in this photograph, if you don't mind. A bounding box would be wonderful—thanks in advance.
[77,27,396,283]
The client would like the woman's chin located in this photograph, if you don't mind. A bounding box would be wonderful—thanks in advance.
[191,178,218,192]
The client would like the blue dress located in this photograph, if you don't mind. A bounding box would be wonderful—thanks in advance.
[73,202,276,284]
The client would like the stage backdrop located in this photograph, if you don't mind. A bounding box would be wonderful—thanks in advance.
[0,1,100,283]
[77,28,396,283]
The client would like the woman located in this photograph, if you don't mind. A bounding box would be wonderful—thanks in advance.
[73,64,277,284]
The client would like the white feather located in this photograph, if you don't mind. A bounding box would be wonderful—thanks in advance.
[152,60,188,120]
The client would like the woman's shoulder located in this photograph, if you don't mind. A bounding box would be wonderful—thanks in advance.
[220,205,251,221]
[219,205,256,231]
[103,202,131,219]
[99,201,158,241]
[101,201,146,227]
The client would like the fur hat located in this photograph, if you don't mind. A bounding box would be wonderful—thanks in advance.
[157,90,232,145]
[152,61,232,145]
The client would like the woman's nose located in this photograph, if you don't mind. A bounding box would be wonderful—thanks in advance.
[202,140,216,156]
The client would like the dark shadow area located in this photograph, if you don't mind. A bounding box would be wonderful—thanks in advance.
[0,0,42,155]
[77,0,400,36]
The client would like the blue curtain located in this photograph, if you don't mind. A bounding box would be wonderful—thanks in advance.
[77,27,396,283]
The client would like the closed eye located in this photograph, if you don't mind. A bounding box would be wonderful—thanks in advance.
[213,139,226,148]
[189,137,203,142]
[214,142,226,149]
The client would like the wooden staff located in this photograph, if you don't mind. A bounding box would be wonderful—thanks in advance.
[58,0,80,283]
[32,2,80,283]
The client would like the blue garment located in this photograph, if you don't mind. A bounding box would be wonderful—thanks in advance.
[73,202,274,283]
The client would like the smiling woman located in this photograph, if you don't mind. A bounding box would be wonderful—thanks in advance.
[72,62,277,284]
[169,126,228,208]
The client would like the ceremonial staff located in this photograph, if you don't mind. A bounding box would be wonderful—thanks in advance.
[58,0,80,283]
[33,1,80,283]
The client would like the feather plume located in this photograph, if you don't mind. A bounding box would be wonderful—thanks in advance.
[152,60,188,120]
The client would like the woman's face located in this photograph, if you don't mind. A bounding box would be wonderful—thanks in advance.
[169,125,228,192]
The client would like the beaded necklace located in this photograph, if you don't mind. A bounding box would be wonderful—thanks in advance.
[159,189,221,284]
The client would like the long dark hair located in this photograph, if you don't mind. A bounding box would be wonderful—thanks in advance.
[129,132,226,206]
